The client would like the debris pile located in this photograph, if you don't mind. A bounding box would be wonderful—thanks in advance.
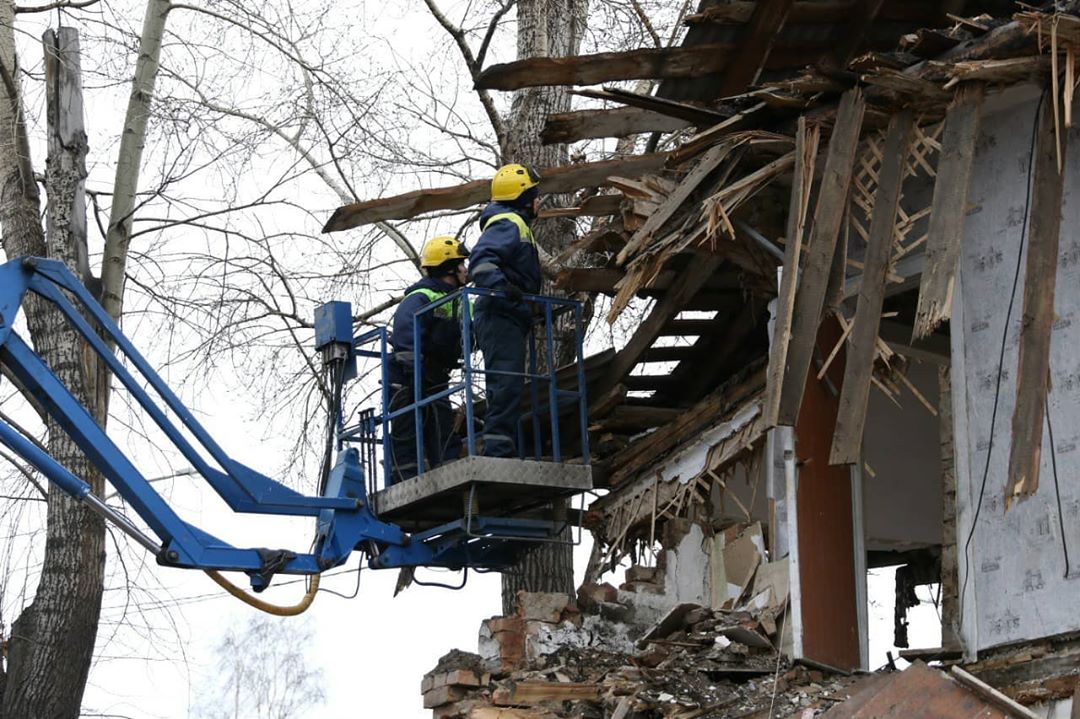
[421,586,865,719]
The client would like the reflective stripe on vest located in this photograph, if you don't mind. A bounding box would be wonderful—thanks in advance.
[404,287,459,319]
[484,212,534,245]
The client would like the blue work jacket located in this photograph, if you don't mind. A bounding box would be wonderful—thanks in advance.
[390,277,462,379]
[468,203,542,295]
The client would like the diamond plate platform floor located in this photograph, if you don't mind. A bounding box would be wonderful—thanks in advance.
[369,456,592,532]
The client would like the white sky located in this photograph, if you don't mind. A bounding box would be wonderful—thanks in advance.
[0,2,943,716]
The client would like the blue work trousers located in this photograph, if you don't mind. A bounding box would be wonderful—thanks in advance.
[474,299,529,458]
[387,366,461,484]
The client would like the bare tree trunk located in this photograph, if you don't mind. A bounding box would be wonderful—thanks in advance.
[99,0,170,324]
[0,23,107,719]
[500,0,588,615]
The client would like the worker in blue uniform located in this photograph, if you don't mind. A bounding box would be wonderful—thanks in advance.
[468,164,543,458]
[388,235,470,483]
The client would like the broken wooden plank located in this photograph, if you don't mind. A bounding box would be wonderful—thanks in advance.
[1006,98,1065,510]
[775,89,865,426]
[511,682,601,704]
[323,153,668,231]
[616,143,738,265]
[541,106,691,145]
[471,708,559,719]
[538,193,623,219]
[911,94,989,338]
[717,0,796,97]
[476,44,735,91]
[830,111,914,465]
[912,84,984,339]
[764,116,818,427]
[950,667,1043,719]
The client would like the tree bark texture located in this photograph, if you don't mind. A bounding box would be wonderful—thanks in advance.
[0,20,107,719]
[500,0,588,615]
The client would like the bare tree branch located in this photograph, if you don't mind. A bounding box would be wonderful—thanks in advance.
[14,0,100,13]
[422,0,508,154]
[629,0,661,48]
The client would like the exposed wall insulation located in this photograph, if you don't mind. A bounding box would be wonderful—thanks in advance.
[953,85,1080,653]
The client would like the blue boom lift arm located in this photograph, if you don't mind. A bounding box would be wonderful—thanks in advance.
[0,256,575,592]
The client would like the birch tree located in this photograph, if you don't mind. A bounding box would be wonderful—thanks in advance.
[0,1,417,714]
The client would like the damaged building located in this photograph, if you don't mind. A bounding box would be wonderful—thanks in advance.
[324,2,1080,717]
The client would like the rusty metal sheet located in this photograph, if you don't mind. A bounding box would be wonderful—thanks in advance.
[820,662,1014,719]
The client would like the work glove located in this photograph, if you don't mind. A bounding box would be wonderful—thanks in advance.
[501,283,524,303]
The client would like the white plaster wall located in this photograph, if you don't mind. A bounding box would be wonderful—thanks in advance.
[862,359,944,551]
[952,84,1080,654]
[662,522,711,605]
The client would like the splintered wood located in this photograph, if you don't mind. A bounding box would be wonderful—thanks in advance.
[912,84,984,340]
[763,117,819,427]
[593,408,765,567]
[606,131,793,321]
[1006,96,1066,510]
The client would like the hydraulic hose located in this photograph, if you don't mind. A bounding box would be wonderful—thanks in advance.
[204,569,320,616]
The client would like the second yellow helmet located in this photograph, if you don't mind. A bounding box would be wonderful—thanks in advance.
[420,235,469,268]
[491,164,541,202]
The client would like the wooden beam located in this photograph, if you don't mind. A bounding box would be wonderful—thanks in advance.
[556,267,673,295]
[830,111,914,465]
[641,345,696,363]
[764,117,818,427]
[775,89,865,426]
[604,255,725,388]
[591,405,682,432]
[718,0,797,97]
[912,84,984,340]
[658,318,717,336]
[476,44,735,91]
[323,153,668,231]
[541,106,691,145]
[624,375,682,392]
[572,87,729,125]
[1006,99,1065,510]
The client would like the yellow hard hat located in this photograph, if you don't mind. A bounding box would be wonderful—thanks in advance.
[419,235,469,268]
[491,163,541,202]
